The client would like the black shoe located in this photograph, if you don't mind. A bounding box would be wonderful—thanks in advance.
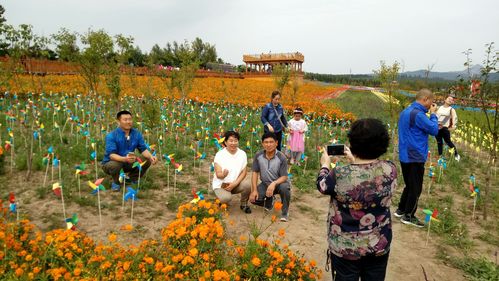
[240,205,252,214]
[401,215,424,228]
[264,196,275,212]
[393,209,404,218]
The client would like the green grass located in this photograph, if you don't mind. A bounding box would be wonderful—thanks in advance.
[328,90,392,123]
[438,253,499,281]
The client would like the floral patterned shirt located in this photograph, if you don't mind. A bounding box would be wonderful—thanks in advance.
[316,160,397,260]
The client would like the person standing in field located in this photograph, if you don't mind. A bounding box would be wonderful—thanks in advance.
[436,95,460,161]
[317,118,396,281]
[288,107,308,165]
[261,90,288,151]
[395,89,439,227]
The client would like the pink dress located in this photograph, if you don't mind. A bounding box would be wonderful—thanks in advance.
[288,119,308,152]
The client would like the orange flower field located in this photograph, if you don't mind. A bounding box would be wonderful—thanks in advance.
[2,74,354,120]
[0,199,322,280]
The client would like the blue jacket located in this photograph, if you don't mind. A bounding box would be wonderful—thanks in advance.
[102,127,147,164]
[398,102,439,163]
[261,103,288,132]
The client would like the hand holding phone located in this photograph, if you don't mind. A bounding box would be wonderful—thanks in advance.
[126,152,136,163]
[327,144,345,156]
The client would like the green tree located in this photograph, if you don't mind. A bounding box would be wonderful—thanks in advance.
[289,71,302,106]
[461,43,498,220]
[374,61,400,160]
[272,64,291,93]
[78,29,114,94]
[51,28,79,61]
[107,34,134,110]
[0,4,6,28]
[171,62,198,108]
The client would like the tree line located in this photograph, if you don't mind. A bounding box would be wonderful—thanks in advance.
[0,5,221,68]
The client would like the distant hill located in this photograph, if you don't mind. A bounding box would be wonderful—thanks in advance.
[402,64,499,81]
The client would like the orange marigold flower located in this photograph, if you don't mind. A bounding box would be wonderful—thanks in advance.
[154,261,164,271]
[265,267,273,277]
[189,247,198,257]
[271,215,277,222]
[73,268,81,276]
[213,269,230,281]
[204,271,211,278]
[108,233,117,242]
[25,254,32,261]
[278,228,286,237]
[251,256,261,267]
[274,201,283,211]
[121,224,133,231]
[144,256,154,264]
[15,268,23,276]
[190,239,198,247]
[123,261,131,271]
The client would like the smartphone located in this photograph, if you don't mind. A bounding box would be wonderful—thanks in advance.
[327,144,345,156]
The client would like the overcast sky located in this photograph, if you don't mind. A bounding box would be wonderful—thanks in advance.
[3,0,498,74]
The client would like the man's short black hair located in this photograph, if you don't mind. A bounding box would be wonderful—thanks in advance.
[223,130,240,143]
[261,132,278,142]
[117,110,132,120]
[347,118,389,160]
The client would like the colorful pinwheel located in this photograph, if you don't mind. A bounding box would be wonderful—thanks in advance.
[9,192,16,213]
[88,178,106,194]
[66,214,78,230]
[52,182,62,197]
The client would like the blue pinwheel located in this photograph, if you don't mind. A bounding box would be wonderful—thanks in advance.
[124,187,138,201]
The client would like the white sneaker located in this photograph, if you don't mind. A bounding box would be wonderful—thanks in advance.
[454,154,461,162]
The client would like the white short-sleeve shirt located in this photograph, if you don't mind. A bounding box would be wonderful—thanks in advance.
[212,148,248,190]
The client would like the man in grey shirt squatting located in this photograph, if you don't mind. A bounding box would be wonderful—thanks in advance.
[250,132,291,222]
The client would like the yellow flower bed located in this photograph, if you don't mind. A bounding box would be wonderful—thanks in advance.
[2,74,354,120]
[0,200,321,280]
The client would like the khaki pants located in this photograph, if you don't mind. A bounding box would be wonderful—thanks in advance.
[214,181,251,206]
[102,159,151,184]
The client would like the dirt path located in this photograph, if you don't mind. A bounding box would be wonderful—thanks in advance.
[4,167,468,281]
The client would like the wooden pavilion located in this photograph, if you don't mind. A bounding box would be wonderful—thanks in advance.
[242,52,304,73]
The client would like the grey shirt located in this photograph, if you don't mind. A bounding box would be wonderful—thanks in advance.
[252,150,288,185]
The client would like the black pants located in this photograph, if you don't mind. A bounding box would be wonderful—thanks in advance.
[331,253,389,281]
[436,127,457,156]
[102,160,151,184]
[275,130,283,151]
[397,162,425,217]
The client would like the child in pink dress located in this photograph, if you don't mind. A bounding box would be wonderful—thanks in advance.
[288,108,308,165]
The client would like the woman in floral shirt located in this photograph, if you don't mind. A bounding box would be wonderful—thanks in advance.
[317,118,396,281]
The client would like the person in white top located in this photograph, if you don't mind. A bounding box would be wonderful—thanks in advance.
[436,95,460,161]
[213,130,252,213]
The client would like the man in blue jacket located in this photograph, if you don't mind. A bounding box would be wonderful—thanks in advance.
[102,110,158,191]
[395,89,438,227]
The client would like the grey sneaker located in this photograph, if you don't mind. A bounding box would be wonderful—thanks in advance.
[401,215,424,228]
[393,209,404,218]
